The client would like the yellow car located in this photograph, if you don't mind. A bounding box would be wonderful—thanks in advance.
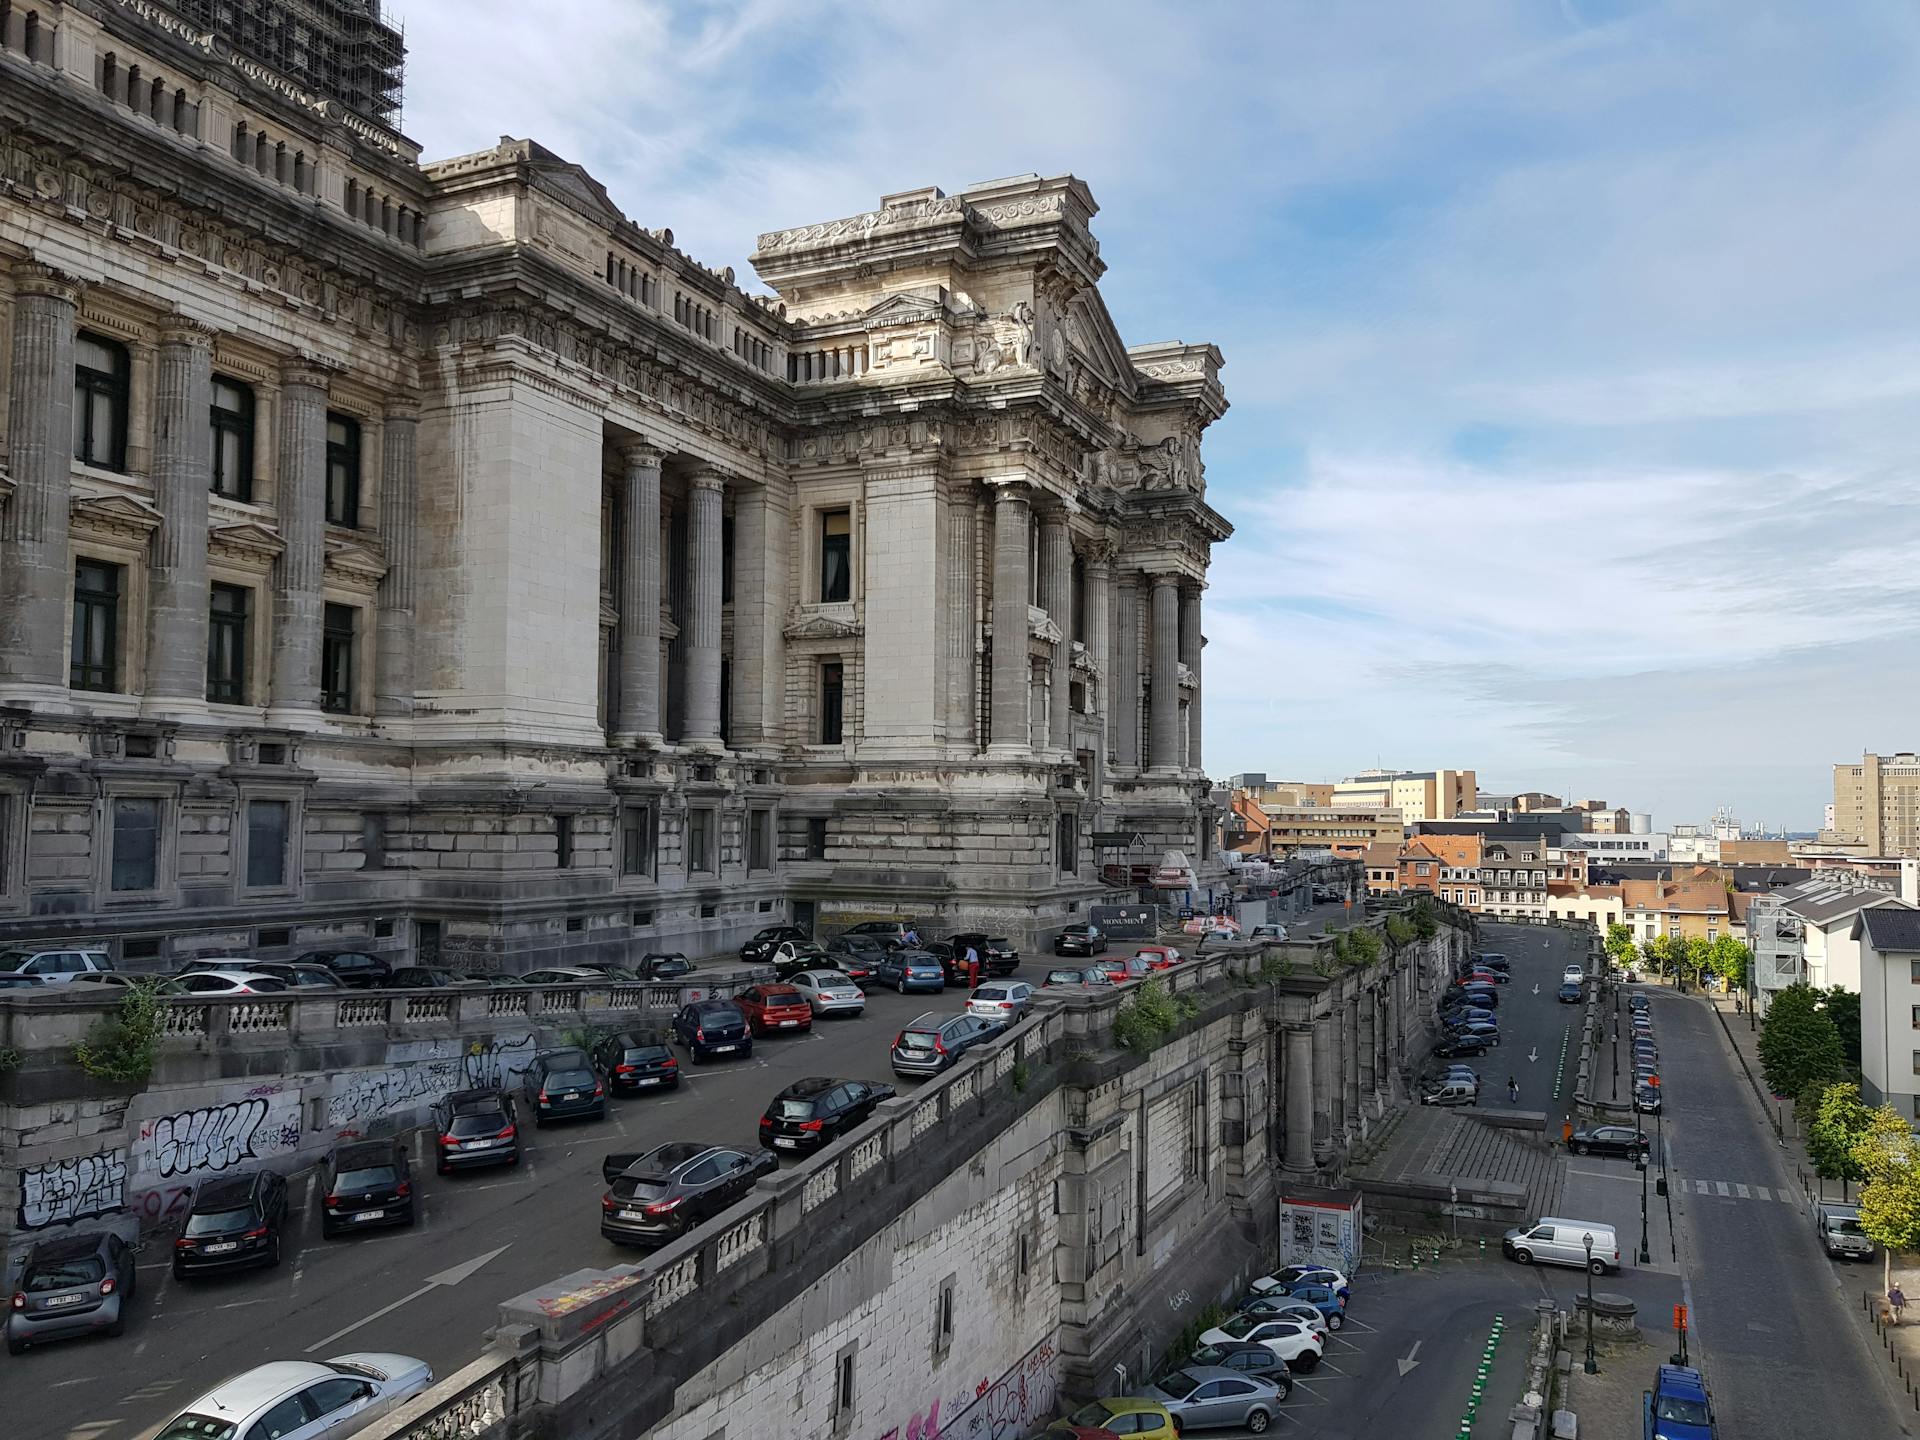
[1049,1397,1178,1440]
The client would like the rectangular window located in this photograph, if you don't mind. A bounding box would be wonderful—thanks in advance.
[325,413,362,527]
[1056,810,1077,873]
[1911,1005,1920,1030]
[109,796,161,892]
[210,377,255,500]
[71,560,123,692]
[820,509,851,603]
[806,816,828,861]
[748,809,772,872]
[688,808,713,875]
[819,661,844,745]
[207,583,251,704]
[620,804,655,878]
[245,798,290,888]
[555,814,574,869]
[73,333,129,471]
[721,514,735,603]
[321,603,357,713]
[933,1277,956,1358]
[1912,1049,1920,1077]
[832,1347,857,1428]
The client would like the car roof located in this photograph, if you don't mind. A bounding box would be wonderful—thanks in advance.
[608,1028,669,1046]
[1098,1398,1170,1416]
[332,1139,399,1167]
[27,1231,114,1263]
[448,1089,510,1110]
[193,1172,261,1208]
[535,1047,592,1065]
[780,1077,841,1098]
[185,1360,340,1416]
[635,1141,721,1176]
[1656,1365,1709,1395]
[689,997,740,1011]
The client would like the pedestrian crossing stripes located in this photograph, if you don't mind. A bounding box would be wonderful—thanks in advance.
[1675,1177,1795,1203]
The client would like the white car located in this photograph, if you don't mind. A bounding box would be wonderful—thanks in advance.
[789,969,865,1018]
[158,970,289,996]
[157,1353,433,1440]
[1248,1264,1351,1300]
[1199,1315,1325,1370]
[0,947,116,985]
[966,981,1035,1022]
[1562,965,1585,984]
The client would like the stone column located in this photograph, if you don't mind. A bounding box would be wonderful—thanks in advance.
[613,441,663,743]
[988,484,1032,752]
[1283,1024,1317,1174]
[0,265,81,696]
[143,321,215,711]
[1040,511,1071,753]
[269,362,329,716]
[682,467,725,744]
[1357,987,1378,1117]
[1343,996,1362,1133]
[1181,581,1204,774]
[374,397,421,716]
[1311,1013,1334,1153]
[1085,549,1112,759]
[729,476,771,749]
[1114,572,1141,768]
[942,485,978,746]
[1147,573,1180,771]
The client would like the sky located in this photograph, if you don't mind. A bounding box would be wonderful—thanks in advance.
[395,0,1920,833]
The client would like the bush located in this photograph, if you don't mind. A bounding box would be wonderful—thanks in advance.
[74,981,165,1086]
[1385,915,1416,950]
[1758,983,1846,1101]
[1011,1059,1030,1094]
[1112,979,1197,1054]
[1410,897,1441,940]
[1259,952,1293,983]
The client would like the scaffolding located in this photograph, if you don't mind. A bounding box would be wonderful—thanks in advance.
[169,0,406,130]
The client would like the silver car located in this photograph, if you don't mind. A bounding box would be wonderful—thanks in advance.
[790,969,866,1018]
[1140,1365,1287,1432]
[156,1353,433,1440]
[966,981,1034,1021]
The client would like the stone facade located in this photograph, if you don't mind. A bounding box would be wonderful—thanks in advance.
[0,4,1230,968]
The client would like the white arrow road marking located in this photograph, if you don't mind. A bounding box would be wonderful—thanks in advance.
[303,1244,511,1353]
[1533,983,1541,995]
[1397,1339,1423,1377]
[1528,1047,1539,1062]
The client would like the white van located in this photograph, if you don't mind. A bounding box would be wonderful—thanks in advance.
[1813,1202,1873,1260]
[1421,1078,1478,1107]
[1502,1217,1619,1274]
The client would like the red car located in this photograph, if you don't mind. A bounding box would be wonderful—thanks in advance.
[1136,945,1183,971]
[736,983,814,1036]
[1098,954,1155,984]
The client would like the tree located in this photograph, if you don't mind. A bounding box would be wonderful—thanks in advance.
[1709,935,1751,992]
[1807,1082,1872,1201]
[1819,986,1863,1071]
[1853,1104,1920,1293]
[1605,922,1637,969]
[1681,936,1713,986]
[1757,982,1847,1102]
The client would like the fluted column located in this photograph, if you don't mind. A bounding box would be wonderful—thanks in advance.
[0,265,82,696]
[1284,1024,1317,1174]
[1343,993,1362,1132]
[1311,1014,1334,1154]
[1147,572,1180,771]
[942,486,978,746]
[988,484,1032,752]
[269,362,329,716]
[1114,572,1141,769]
[1326,1005,1347,1140]
[613,442,663,743]
[1086,551,1112,760]
[1181,581,1204,775]
[1040,511,1071,752]
[729,476,771,749]
[374,397,421,716]
[683,467,725,744]
[144,322,216,709]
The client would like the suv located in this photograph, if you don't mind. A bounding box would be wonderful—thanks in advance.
[318,1138,415,1237]
[0,948,115,985]
[297,949,391,988]
[890,1012,1006,1077]
[1053,924,1108,957]
[671,998,753,1062]
[636,952,696,981]
[1643,1364,1715,1440]
[173,1170,288,1278]
[432,1088,520,1172]
[600,1142,778,1246]
[5,1230,136,1353]
[593,1029,681,1094]
[739,926,811,963]
[949,932,1021,976]
[759,1076,896,1154]
[840,920,919,951]
[521,1049,606,1126]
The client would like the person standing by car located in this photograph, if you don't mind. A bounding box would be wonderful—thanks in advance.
[964,940,981,988]
[904,925,921,948]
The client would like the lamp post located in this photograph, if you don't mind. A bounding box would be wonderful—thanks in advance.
[1636,1140,1652,1264]
[1582,1232,1599,1374]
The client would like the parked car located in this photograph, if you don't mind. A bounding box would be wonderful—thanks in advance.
[636,952,697,981]
[1186,1341,1294,1391]
[1813,1201,1874,1260]
[1247,924,1290,943]
[1633,1083,1662,1115]
[759,1076,895,1154]
[1633,1062,1660,1087]
[592,1030,680,1094]
[824,935,886,984]
[1465,969,1509,985]
[431,1088,521,1173]
[1098,953,1156,985]
[1197,1314,1323,1370]
[1049,1398,1177,1440]
[740,925,812,963]
[839,920,920,951]
[1271,1283,1346,1329]
[1631,1012,1654,1032]
[600,1142,778,1246]
[1043,965,1115,990]
[967,981,1035,1022]
[1136,944,1183,970]
[5,1230,136,1353]
[1433,1035,1493,1059]
[64,971,133,989]
[671,998,754,1062]
[737,983,815,1036]
[298,949,392,988]
[1446,984,1499,1008]
[874,949,947,994]
[159,970,289,996]
[0,973,47,990]
[1054,924,1108,957]
[519,1048,607,1126]
[1140,1366,1287,1433]
[319,1139,415,1237]
[154,1354,434,1440]
[1444,1017,1500,1042]
[173,1170,289,1278]
[1562,964,1586,984]
[578,963,643,982]
[1421,1078,1478,1107]
[522,967,604,985]
[890,1012,1005,1077]
[1567,1125,1650,1160]
[949,932,1021,976]
[788,968,866,1018]
[1239,1295,1330,1332]
[1502,1217,1620,1274]
[1557,982,1583,1003]
[1476,952,1509,967]
[0,948,115,985]
[1425,1064,1482,1088]
[771,940,837,978]
[463,972,528,988]
[1643,1364,1715,1440]
[389,966,484,990]
[1246,1266,1350,1302]
[1627,993,1651,1013]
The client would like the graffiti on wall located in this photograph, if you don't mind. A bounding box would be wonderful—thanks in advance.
[324,1034,536,1135]
[877,1339,1058,1440]
[18,1149,128,1230]
[131,1090,302,1185]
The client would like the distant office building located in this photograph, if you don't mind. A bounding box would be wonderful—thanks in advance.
[1831,752,1920,857]
[1331,769,1477,823]
[1574,833,1669,864]
[1257,805,1404,860]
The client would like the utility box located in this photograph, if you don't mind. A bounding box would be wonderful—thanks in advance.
[1279,1185,1365,1274]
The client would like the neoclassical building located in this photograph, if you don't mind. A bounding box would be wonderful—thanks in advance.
[0,0,1231,969]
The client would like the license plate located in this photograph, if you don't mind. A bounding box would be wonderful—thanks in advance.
[205,1241,239,1253]
[779,1019,798,1027]
[713,1044,737,1053]
[634,1076,660,1086]
[562,1091,580,1101]
[43,1294,83,1308]
[354,1210,384,1223]
[775,1137,798,1149]
[619,1208,646,1221]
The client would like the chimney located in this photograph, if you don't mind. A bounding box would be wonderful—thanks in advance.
[1902,857,1919,909]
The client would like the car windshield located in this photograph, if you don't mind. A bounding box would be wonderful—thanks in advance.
[184,1207,252,1236]
[449,1111,508,1136]
[1834,1216,1866,1234]
[651,959,690,974]
[26,1255,104,1292]
[1156,1371,1201,1400]
[0,950,33,972]
[623,1045,671,1062]
[156,1417,239,1440]
[1067,1403,1118,1428]
[1219,1315,1258,1339]
[610,1176,670,1202]
[1655,1396,1711,1425]
[544,1068,595,1089]
[335,1165,398,1189]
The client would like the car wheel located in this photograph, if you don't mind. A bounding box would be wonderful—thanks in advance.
[1574,1143,1590,1155]
[5,1336,23,1356]
[172,1261,187,1281]
[896,978,907,994]
[1293,1350,1319,1372]
[268,1235,282,1267]
[1170,1420,1184,1437]
[107,1312,126,1337]
[1247,1409,1271,1433]
[1513,1248,1534,1265]
[1276,1380,1292,1401]
[1588,1258,1607,1276]
[1327,1313,1343,1330]
[534,1113,547,1126]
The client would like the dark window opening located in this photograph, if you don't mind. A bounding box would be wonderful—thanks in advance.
[257,927,292,949]
[207,582,251,704]
[321,603,357,713]
[721,514,735,603]
[73,332,129,471]
[210,377,255,500]
[325,413,362,527]
[819,661,844,745]
[123,937,162,961]
[1057,810,1078,873]
[109,796,161,892]
[71,560,122,692]
[820,509,851,603]
[555,814,574,869]
[245,798,290,889]
[748,809,772,872]
[806,817,828,861]
[620,805,655,878]
[700,902,717,919]
[566,916,584,932]
[688,809,713,875]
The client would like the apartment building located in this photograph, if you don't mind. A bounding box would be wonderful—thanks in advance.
[1831,752,1920,857]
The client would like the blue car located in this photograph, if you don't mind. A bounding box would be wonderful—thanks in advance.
[875,949,946,994]
[1277,1283,1348,1330]
[1558,983,1582,1003]
[1643,1365,1714,1440]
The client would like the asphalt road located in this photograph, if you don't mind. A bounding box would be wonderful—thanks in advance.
[13,983,951,1440]
[1427,922,1583,1125]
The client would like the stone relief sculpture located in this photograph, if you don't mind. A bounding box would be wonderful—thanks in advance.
[1010,301,1037,366]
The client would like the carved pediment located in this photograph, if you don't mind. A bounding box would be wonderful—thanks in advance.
[1177,663,1198,691]
[1029,605,1063,646]
[864,292,946,329]
[323,537,389,586]
[1071,642,1101,679]
[208,520,285,563]
[1060,288,1137,396]
[70,493,162,538]
[784,609,864,642]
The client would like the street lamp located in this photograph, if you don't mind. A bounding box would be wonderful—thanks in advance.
[1636,1139,1652,1264]
[1582,1232,1599,1374]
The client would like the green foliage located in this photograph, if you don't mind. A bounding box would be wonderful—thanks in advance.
[1112,979,1196,1054]
[1707,935,1751,990]
[0,1045,21,1075]
[1853,1104,1920,1289]
[1384,914,1416,950]
[557,1024,603,1053]
[1807,1081,1871,1189]
[1819,986,1863,1070]
[1311,955,1339,979]
[1640,934,1678,977]
[1410,897,1440,940]
[1604,923,1637,965]
[1259,952,1294,983]
[1757,982,1847,1102]
[1010,1059,1030,1094]
[1154,1303,1229,1383]
[73,981,165,1086]
[1333,927,1382,968]
[1681,936,1712,982]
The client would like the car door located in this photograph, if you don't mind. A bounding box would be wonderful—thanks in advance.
[678,1157,723,1216]
[242,1392,322,1440]
[301,1376,378,1432]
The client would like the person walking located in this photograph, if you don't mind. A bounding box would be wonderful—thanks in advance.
[1508,1076,1520,1105]
[1562,1117,1575,1145]
[1890,1284,1907,1326]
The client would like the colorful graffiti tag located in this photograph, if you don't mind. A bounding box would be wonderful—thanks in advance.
[878,1339,1058,1440]
[18,1149,128,1229]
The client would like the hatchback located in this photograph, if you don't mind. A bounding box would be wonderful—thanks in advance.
[579,963,643,982]
[1050,1398,1177,1440]
[1141,1366,1286,1433]
[1246,1265,1351,1301]
[759,1076,895,1154]
[890,1012,1005,1077]
[789,968,866,1018]
[1628,993,1651,1013]
[740,925,813,963]
[1238,1296,1330,1334]
[672,999,754,1062]
[636,952,697,981]
[1043,965,1114,990]
[1277,1284,1348,1330]
[6,1230,135,1353]
[154,1353,434,1440]
[737,983,814,1036]
[173,1170,288,1278]
[1634,1083,1663,1114]
[1098,953,1155,984]
[1186,1341,1294,1391]
[600,1142,779,1246]
[432,1088,521,1172]
[319,1139,415,1237]
[874,950,947,994]
[1562,965,1586,984]
[298,949,392,988]
[592,1030,680,1094]
[1557,982,1583,1003]
[520,1048,607,1126]
[967,981,1035,1022]
[1434,1035,1492,1058]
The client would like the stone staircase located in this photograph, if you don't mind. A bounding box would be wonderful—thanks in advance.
[1347,1103,1566,1222]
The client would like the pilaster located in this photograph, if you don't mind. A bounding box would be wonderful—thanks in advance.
[613,440,663,744]
[267,360,330,720]
[374,396,421,716]
[682,467,725,745]
[1147,571,1180,772]
[988,482,1032,754]
[143,320,216,714]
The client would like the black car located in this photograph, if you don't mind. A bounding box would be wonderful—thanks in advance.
[1053,924,1109,957]
[318,1138,415,1237]
[580,963,644,982]
[1627,993,1651,1013]
[740,926,812,963]
[1634,1083,1662,1115]
[593,1029,681,1094]
[1567,1125,1650,1160]
[771,942,836,979]
[432,1088,521,1172]
[600,1142,779,1246]
[823,937,882,985]
[1557,982,1582,1003]
[1445,985,1499,1008]
[521,1048,607,1126]
[1187,1340,1294,1392]
[389,966,483,990]
[1433,1035,1493,1058]
[839,920,919,951]
[949,932,1021,976]
[636,952,697,981]
[672,998,753,1062]
[6,1230,136,1353]
[759,1077,896,1155]
[298,949,391,988]
[172,1170,288,1278]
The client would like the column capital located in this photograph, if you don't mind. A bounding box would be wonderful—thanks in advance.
[618,438,665,470]
[1148,569,1181,591]
[10,262,84,305]
[158,317,217,350]
[988,479,1032,508]
[383,393,424,423]
[280,356,336,391]
[689,465,728,493]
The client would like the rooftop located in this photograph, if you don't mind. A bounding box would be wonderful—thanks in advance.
[1858,906,1920,953]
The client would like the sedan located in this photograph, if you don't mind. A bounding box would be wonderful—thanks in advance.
[1246,1266,1350,1302]
[1198,1314,1324,1370]
[600,1143,779,1246]
[155,1354,433,1440]
[6,1230,136,1353]
[1433,1035,1493,1059]
[0,973,47,990]
[967,981,1035,1022]
[824,936,886,985]
[789,969,866,1018]
[772,941,838,978]
[1567,1125,1650,1160]
[1557,983,1583,1003]
[1140,1366,1287,1433]
[874,950,946,994]
[1054,924,1108,957]
[1043,965,1115,990]
[736,983,814,1036]
[1628,993,1651,1013]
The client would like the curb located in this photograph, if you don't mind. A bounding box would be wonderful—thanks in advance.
[1706,996,1785,1145]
